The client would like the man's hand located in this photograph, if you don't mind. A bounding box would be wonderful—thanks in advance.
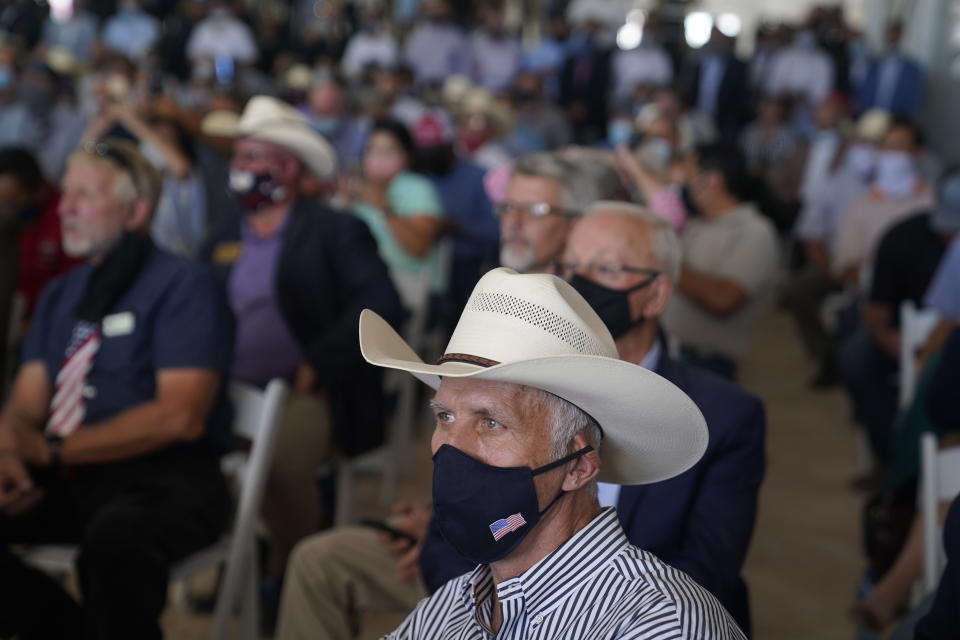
[379,501,432,585]
[14,429,50,467]
[0,452,34,511]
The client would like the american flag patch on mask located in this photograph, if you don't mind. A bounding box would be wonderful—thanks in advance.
[489,513,527,541]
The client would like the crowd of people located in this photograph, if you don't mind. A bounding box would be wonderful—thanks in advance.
[0,0,958,638]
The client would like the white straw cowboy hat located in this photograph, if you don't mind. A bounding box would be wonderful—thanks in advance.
[359,268,708,485]
[236,95,338,179]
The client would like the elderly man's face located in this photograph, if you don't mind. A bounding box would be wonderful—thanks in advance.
[562,210,667,321]
[431,378,564,506]
[59,158,138,259]
[499,175,573,274]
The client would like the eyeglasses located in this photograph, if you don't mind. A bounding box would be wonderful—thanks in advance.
[493,202,579,219]
[558,260,661,282]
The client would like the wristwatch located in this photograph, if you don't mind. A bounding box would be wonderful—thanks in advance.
[46,435,64,469]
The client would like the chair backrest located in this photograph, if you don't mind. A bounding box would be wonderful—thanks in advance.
[227,379,289,536]
[899,302,940,408]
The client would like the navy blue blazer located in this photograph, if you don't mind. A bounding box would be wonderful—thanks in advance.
[418,353,766,632]
[915,494,960,639]
[857,55,925,118]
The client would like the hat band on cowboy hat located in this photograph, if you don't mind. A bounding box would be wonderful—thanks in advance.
[358,267,708,486]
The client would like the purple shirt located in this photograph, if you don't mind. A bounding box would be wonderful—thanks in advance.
[228,216,303,387]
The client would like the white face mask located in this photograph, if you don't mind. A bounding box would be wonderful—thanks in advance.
[140,142,166,170]
[874,150,917,199]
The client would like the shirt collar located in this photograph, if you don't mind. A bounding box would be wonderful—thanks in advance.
[459,507,630,623]
[638,340,662,371]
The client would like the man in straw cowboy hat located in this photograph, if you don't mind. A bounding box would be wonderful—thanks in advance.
[201,95,403,587]
[361,267,745,638]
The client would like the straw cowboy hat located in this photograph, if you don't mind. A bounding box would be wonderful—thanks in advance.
[359,268,708,485]
[236,95,338,179]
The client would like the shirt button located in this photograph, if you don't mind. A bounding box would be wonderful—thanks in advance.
[532,614,543,625]
[82,385,97,399]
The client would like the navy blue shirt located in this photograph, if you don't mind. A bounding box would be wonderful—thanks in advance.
[22,243,234,448]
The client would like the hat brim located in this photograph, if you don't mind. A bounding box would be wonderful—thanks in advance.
[238,129,338,179]
[360,310,708,485]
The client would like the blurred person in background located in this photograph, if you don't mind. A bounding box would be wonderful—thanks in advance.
[0,139,232,640]
[559,15,612,145]
[409,109,497,324]
[0,59,85,182]
[468,3,521,93]
[792,93,848,216]
[343,118,447,312]
[857,20,925,119]
[680,28,750,142]
[455,87,514,170]
[832,119,933,290]
[520,14,572,101]
[101,0,159,62]
[764,24,835,134]
[780,109,890,388]
[300,73,368,169]
[610,23,673,106]
[662,142,779,380]
[339,1,398,81]
[403,0,471,86]
[38,0,99,64]
[202,96,403,626]
[506,70,573,153]
[186,0,258,68]
[739,96,799,198]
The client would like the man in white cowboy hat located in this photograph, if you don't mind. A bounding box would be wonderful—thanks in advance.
[200,96,404,595]
[360,267,746,639]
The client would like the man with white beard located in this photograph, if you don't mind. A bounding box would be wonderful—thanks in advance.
[495,152,616,275]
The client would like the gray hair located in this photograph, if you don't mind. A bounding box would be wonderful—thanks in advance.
[585,200,683,282]
[534,389,602,501]
[512,151,620,215]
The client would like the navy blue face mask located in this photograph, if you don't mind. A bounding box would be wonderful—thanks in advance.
[432,443,594,565]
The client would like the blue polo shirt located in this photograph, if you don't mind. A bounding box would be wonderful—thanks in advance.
[22,243,234,448]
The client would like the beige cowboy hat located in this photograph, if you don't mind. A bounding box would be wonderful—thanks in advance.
[359,268,708,485]
[235,95,338,179]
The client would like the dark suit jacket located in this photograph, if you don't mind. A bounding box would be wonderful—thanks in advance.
[681,55,751,141]
[857,55,924,118]
[916,494,960,639]
[201,197,404,455]
[418,353,766,633]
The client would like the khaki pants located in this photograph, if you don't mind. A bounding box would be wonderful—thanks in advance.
[262,393,332,577]
[275,527,426,640]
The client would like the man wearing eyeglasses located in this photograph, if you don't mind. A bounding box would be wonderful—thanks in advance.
[0,139,234,638]
[495,151,614,275]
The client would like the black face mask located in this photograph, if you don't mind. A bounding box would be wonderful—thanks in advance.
[680,185,702,217]
[432,443,593,565]
[569,274,657,339]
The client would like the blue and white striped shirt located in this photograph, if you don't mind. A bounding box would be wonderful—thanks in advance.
[383,507,745,639]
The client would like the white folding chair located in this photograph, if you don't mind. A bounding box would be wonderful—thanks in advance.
[20,378,289,640]
[899,301,940,408]
[920,437,960,595]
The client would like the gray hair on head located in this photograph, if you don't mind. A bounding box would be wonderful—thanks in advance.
[533,388,602,501]
[584,200,683,282]
[512,151,618,215]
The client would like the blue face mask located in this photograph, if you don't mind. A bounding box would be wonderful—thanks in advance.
[432,443,594,565]
[0,66,12,90]
[310,116,341,136]
[607,119,634,148]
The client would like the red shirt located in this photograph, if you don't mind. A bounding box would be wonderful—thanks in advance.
[16,186,81,316]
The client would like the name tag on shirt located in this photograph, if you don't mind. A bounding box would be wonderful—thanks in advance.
[102,311,135,338]
[213,242,243,265]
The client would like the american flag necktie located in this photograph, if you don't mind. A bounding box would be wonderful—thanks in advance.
[45,321,101,438]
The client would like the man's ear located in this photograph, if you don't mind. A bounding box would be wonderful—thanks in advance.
[124,197,152,233]
[561,431,601,492]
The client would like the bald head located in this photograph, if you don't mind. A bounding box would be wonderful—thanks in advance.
[568,203,681,281]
